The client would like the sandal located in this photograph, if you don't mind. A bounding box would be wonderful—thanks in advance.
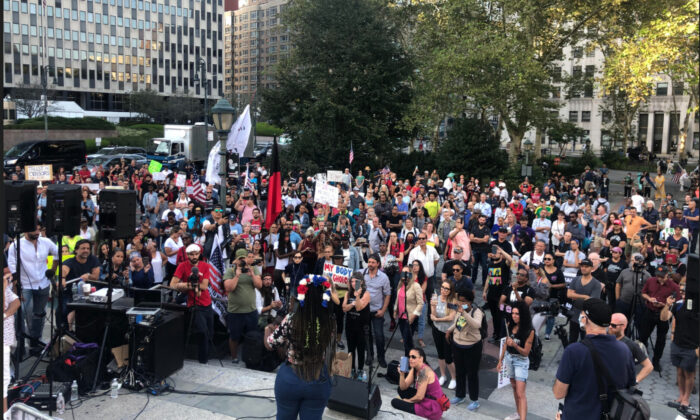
[418,339,426,348]
[668,401,681,409]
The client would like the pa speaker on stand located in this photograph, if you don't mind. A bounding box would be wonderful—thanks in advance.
[98,189,136,238]
[45,185,82,236]
[5,181,39,234]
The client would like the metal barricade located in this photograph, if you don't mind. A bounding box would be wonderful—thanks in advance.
[5,403,59,420]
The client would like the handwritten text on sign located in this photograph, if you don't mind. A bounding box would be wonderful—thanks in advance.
[25,165,53,181]
[322,263,352,288]
[326,170,344,183]
[314,182,339,208]
[497,338,510,389]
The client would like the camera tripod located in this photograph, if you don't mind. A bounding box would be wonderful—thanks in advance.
[626,269,645,341]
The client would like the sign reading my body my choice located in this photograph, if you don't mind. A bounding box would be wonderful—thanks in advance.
[323,263,352,288]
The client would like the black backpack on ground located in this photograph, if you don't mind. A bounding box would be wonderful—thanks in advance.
[384,360,400,384]
[582,339,650,420]
[528,333,543,370]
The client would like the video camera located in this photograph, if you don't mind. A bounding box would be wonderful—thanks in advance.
[189,266,201,293]
[632,254,645,272]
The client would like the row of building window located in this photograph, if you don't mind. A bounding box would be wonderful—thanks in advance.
[5,0,217,16]
[236,5,282,22]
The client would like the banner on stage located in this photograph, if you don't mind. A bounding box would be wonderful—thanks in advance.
[326,170,344,183]
[497,338,509,389]
[314,182,339,208]
[322,262,351,288]
[25,164,53,181]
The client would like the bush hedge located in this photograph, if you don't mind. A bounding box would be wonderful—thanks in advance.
[256,122,284,137]
[84,123,164,153]
[6,116,116,130]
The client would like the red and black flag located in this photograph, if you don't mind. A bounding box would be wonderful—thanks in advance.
[265,137,282,229]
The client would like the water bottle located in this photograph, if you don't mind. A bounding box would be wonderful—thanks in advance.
[56,392,65,414]
[70,380,78,402]
[76,280,84,300]
[110,378,119,399]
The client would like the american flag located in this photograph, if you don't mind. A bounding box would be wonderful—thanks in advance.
[189,177,206,203]
[380,166,391,175]
[208,236,228,325]
[349,144,354,164]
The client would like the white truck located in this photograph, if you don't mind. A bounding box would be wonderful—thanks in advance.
[147,123,214,169]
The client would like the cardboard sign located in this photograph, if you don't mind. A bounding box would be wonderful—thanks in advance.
[25,165,53,181]
[327,170,344,183]
[176,174,186,188]
[148,160,163,174]
[314,182,339,208]
[497,338,510,389]
[322,262,352,288]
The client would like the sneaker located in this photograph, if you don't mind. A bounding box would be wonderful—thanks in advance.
[449,397,465,405]
[439,376,446,386]
[504,413,520,420]
[467,401,480,411]
[544,334,550,341]
[358,370,367,382]
[351,369,357,380]
[448,379,456,390]
[337,340,345,350]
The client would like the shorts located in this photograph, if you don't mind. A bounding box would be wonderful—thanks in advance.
[505,352,529,382]
[226,310,259,342]
[670,341,698,373]
[4,345,10,398]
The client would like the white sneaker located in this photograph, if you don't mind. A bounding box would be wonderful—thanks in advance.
[504,413,520,420]
[439,376,446,386]
[448,379,457,390]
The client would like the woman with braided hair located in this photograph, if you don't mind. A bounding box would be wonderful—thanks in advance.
[266,275,338,419]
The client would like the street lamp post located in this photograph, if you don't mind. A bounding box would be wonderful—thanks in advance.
[41,65,55,141]
[211,99,236,205]
[522,139,533,178]
[193,58,210,125]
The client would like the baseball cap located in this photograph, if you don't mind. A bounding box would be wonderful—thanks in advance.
[655,265,670,277]
[235,248,248,259]
[489,181,496,188]
[613,219,622,225]
[353,187,359,191]
[579,258,593,267]
[498,226,509,233]
[573,298,612,327]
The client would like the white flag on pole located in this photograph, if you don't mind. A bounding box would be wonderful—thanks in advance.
[205,141,221,186]
[226,104,252,155]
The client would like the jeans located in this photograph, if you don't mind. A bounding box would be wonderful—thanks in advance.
[453,341,482,400]
[505,352,529,382]
[545,316,555,336]
[21,287,50,343]
[471,250,488,287]
[416,302,428,340]
[388,272,399,322]
[639,309,670,363]
[275,362,331,420]
[369,313,386,364]
[398,318,417,356]
[487,297,504,340]
[191,305,215,364]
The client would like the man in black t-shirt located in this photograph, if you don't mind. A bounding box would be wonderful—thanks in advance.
[61,239,100,326]
[499,267,535,333]
[492,227,513,256]
[469,214,491,288]
[483,247,513,343]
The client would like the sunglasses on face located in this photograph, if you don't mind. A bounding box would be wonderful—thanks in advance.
[409,355,419,359]
[609,323,623,328]
[543,257,553,261]
[453,268,462,272]
[214,209,223,213]
[293,256,303,259]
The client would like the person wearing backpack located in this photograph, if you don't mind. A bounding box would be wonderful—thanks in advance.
[553,298,636,420]
[497,300,535,420]
[445,286,484,411]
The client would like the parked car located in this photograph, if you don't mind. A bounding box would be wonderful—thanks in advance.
[73,153,148,175]
[627,146,656,162]
[87,146,148,160]
[4,140,87,174]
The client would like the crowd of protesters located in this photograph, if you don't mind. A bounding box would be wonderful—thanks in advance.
[3,156,700,420]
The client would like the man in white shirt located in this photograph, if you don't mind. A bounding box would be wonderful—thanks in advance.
[560,195,578,216]
[7,227,58,349]
[161,201,183,222]
[519,240,547,271]
[532,210,552,245]
[474,193,492,219]
[408,233,440,281]
[630,189,645,213]
[163,226,184,284]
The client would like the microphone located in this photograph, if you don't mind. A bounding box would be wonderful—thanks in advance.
[191,266,199,277]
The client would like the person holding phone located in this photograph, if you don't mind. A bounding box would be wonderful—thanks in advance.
[497,300,535,420]
[445,287,484,410]
[394,267,424,356]
[391,348,444,420]
[640,265,679,371]
[342,272,372,381]
[430,281,458,390]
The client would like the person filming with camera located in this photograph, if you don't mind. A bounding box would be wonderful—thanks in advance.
[171,244,215,364]
[615,253,652,336]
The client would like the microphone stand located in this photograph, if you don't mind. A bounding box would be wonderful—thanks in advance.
[92,237,114,392]
[12,234,26,380]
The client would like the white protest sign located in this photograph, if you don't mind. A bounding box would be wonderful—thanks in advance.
[152,172,167,181]
[79,183,101,192]
[322,262,353,288]
[186,186,194,195]
[327,170,344,183]
[25,165,53,181]
[176,174,186,188]
[314,182,339,208]
[497,338,509,389]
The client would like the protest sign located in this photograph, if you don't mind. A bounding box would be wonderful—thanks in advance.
[25,165,53,181]
[497,338,509,389]
[327,170,344,183]
[322,262,352,288]
[148,160,163,173]
[314,182,339,207]
[176,174,186,188]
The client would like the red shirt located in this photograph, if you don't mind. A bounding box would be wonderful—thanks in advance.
[173,260,212,307]
[641,277,679,312]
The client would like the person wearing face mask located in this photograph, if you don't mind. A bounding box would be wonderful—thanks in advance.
[7,226,58,351]
[553,298,636,420]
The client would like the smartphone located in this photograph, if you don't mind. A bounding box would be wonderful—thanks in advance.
[400,356,409,373]
[447,303,459,310]
[492,245,499,255]
[672,292,677,300]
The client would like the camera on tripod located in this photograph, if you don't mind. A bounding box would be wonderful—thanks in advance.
[632,254,645,272]
[188,267,201,292]
[531,298,561,316]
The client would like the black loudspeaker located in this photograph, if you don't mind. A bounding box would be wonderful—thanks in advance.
[4,180,39,234]
[131,310,185,381]
[327,375,382,419]
[688,254,698,283]
[98,189,136,238]
[46,184,82,236]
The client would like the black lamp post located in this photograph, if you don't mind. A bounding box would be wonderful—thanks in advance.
[193,58,210,125]
[41,65,56,140]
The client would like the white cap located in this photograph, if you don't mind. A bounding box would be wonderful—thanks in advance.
[186,244,200,253]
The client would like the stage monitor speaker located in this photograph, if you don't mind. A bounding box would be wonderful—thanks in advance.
[131,310,185,381]
[327,375,382,419]
[46,184,82,236]
[4,180,39,234]
[688,254,698,282]
[98,189,136,237]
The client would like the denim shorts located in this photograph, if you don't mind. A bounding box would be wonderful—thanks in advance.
[505,352,529,382]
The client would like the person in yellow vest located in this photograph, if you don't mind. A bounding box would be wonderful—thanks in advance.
[61,235,82,254]
[47,245,74,277]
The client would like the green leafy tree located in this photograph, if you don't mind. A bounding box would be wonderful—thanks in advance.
[436,118,507,179]
[547,121,585,157]
[261,0,413,170]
